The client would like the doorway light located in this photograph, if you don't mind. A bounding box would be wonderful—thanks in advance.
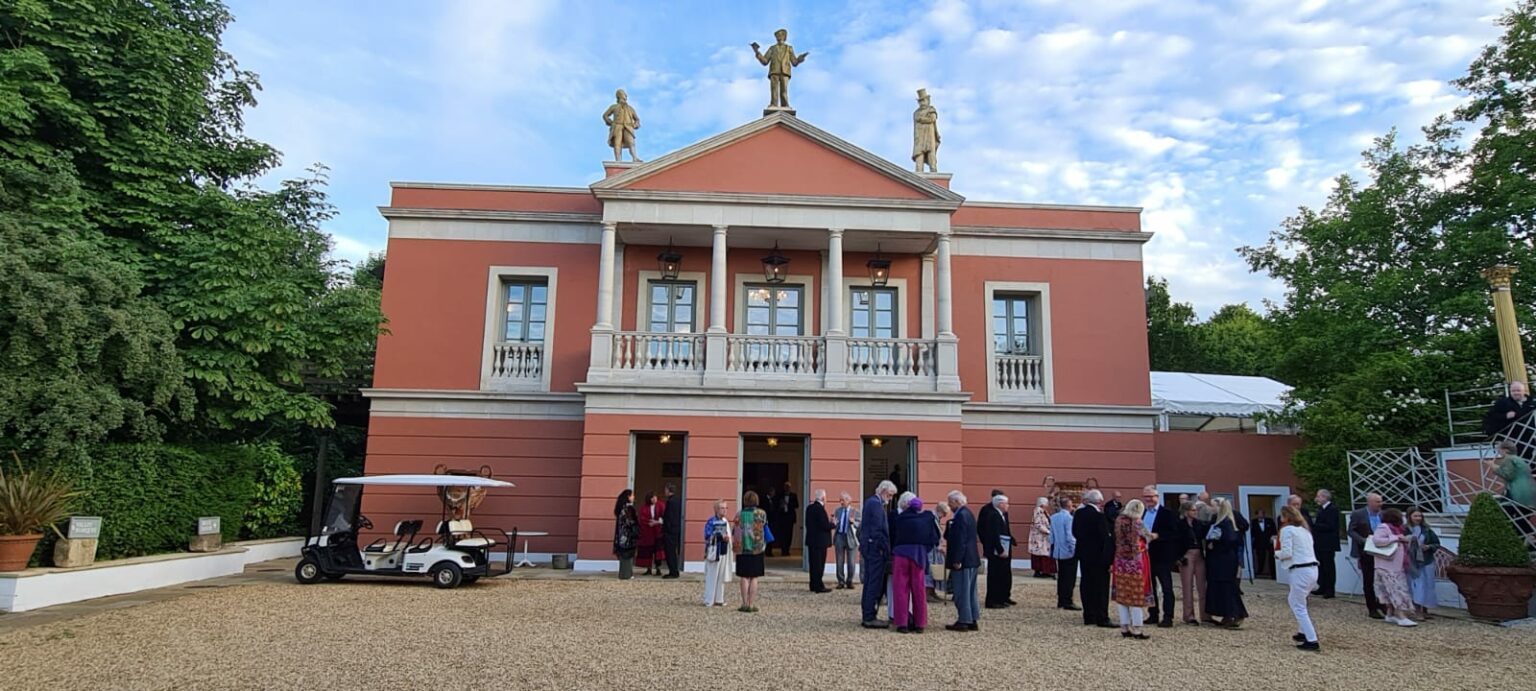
[658,433,672,445]
[766,436,779,447]
[869,437,883,448]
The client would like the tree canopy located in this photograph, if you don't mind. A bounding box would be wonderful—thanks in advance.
[0,0,382,460]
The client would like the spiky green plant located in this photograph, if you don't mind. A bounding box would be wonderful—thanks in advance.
[0,453,82,536]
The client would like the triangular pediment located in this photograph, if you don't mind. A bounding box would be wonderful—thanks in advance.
[593,113,963,204]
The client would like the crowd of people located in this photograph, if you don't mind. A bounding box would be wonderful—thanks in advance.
[610,477,1475,652]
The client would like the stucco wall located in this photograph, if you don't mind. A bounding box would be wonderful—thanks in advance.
[1152,430,1303,498]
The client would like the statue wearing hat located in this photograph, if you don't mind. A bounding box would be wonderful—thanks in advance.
[602,89,642,162]
[751,29,809,113]
[912,89,941,173]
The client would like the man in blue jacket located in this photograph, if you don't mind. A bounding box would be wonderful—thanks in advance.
[860,480,898,628]
[1049,496,1078,610]
[943,490,981,631]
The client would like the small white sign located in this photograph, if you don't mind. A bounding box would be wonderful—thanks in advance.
[197,517,221,536]
[67,516,102,540]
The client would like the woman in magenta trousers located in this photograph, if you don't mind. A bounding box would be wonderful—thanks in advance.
[891,496,941,633]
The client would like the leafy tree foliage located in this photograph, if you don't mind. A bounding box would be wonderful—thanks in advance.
[1145,277,1204,372]
[1240,2,1536,494]
[0,0,382,458]
[1145,278,1279,378]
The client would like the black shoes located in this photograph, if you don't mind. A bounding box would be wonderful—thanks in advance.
[1095,622,1117,629]
[985,603,1007,609]
[1157,620,1173,628]
[1368,610,1385,620]
[1059,604,1081,611]
[662,573,680,579]
[1006,599,1019,605]
[1297,641,1321,652]
[1292,633,1306,642]
[861,620,889,629]
[812,588,832,594]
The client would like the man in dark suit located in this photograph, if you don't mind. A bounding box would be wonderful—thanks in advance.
[1072,489,1115,627]
[661,483,683,578]
[1484,381,1536,437]
[977,492,1014,609]
[1347,492,1385,618]
[1312,488,1341,598]
[943,490,981,631]
[1104,491,1124,523]
[804,490,833,593]
[1251,509,1277,579]
[1141,485,1180,627]
[776,482,799,556]
[860,481,898,628]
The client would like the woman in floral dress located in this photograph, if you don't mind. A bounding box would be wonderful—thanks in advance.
[1111,499,1152,639]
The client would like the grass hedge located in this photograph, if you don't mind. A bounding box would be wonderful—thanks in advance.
[45,441,302,560]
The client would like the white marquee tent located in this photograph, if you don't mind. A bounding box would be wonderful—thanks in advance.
[1151,371,1294,433]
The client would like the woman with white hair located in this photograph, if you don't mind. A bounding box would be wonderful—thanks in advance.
[1030,496,1056,579]
[702,499,733,607]
[1204,498,1249,628]
[1112,499,1152,639]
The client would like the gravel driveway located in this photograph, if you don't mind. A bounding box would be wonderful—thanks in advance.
[3,566,1534,690]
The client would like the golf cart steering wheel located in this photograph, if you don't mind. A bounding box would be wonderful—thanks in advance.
[358,515,374,530]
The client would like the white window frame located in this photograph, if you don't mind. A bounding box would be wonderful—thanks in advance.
[733,273,816,335]
[842,277,909,339]
[480,265,558,392]
[637,270,707,334]
[983,281,1053,404]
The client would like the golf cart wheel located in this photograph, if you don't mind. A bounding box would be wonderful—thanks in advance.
[295,558,324,584]
[430,562,463,589]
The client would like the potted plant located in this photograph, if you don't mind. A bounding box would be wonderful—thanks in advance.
[1446,492,1536,620]
[0,454,81,571]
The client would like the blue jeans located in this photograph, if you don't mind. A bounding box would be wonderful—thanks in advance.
[862,549,889,622]
[951,567,979,624]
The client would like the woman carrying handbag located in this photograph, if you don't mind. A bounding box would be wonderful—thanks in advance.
[1368,508,1417,627]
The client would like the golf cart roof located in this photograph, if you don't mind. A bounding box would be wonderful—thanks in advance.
[333,474,515,488]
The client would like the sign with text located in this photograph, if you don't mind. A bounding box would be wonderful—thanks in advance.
[197,517,221,536]
[67,516,103,540]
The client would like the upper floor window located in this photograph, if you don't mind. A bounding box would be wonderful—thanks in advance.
[850,287,896,339]
[648,280,697,333]
[503,280,548,343]
[745,284,803,336]
[992,293,1037,355]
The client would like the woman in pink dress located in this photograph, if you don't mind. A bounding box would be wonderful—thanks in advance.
[637,491,666,575]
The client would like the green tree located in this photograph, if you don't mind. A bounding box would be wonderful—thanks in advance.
[1145,277,1205,371]
[0,0,382,448]
[1240,2,1536,494]
[1196,304,1278,378]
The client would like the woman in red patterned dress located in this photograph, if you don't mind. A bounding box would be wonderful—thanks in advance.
[637,491,666,575]
[1111,499,1153,639]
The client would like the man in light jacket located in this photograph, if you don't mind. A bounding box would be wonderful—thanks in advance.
[833,492,859,589]
[1049,495,1079,610]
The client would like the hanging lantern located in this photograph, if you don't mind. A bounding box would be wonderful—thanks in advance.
[866,244,892,287]
[657,239,683,280]
[766,436,779,448]
[761,242,790,284]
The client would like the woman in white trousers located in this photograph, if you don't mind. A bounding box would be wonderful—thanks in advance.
[1276,505,1320,652]
[703,500,733,606]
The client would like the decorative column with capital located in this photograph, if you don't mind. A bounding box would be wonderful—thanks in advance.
[935,232,960,391]
[824,229,848,387]
[588,222,619,380]
[1485,264,1528,387]
[704,225,730,385]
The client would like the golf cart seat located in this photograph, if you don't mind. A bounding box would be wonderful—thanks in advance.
[365,520,422,554]
[438,519,496,548]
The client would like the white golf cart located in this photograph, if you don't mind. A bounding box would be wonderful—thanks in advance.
[295,474,517,589]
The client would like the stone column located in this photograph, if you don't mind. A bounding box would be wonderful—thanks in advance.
[935,232,960,391]
[596,222,617,330]
[827,229,845,335]
[824,229,848,386]
[1486,265,1528,386]
[921,252,936,340]
[705,225,729,384]
[588,222,618,379]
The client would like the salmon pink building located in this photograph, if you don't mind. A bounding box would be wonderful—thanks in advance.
[361,113,1299,572]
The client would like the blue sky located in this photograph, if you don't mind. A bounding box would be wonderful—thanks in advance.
[224,0,1508,314]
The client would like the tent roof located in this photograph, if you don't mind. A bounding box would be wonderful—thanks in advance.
[333,474,515,488]
[1151,371,1291,418]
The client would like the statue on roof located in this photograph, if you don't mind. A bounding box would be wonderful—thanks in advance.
[912,88,941,173]
[602,89,642,162]
[751,29,809,114]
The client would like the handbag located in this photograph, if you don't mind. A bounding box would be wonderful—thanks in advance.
[764,523,775,545]
[1363,537,1399,559]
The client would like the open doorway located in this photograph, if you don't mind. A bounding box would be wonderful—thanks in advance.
[741,435,807,565]
[862,436,916,500]
[1239,485,1287,583]
[631,431,687,524]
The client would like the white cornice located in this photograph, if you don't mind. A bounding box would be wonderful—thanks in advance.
[591,188,962,212]
[379,207,603,224]
[591,113,965,203]
[390,182,593,195]
[963,200,1143,213]
[952,226,1155,244]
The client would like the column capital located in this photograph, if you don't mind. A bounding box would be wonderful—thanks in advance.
[602,221,618,231]
[827,227,845,238]
[712,224,729,234]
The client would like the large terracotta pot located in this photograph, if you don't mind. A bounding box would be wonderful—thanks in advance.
[0,534,42,571]
[1447,564,1536,620]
